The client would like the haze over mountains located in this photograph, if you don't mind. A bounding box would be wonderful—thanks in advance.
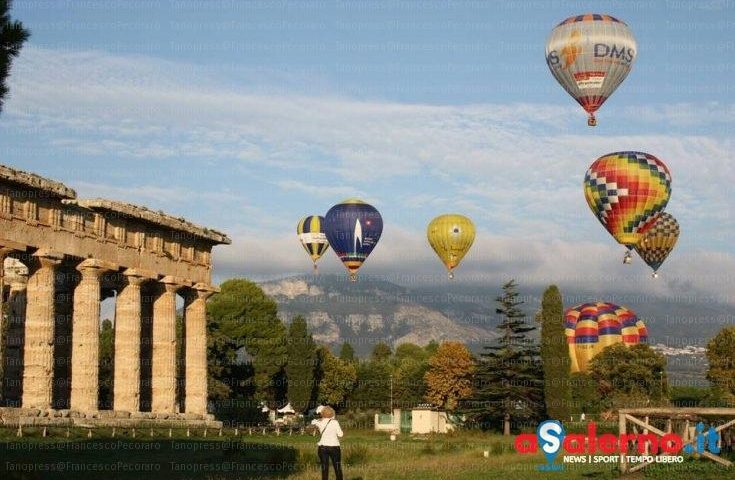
[259,274,731,354]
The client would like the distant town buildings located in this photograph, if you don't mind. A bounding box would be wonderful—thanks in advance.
[651,343,706,356]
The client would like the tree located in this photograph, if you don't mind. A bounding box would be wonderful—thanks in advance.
[539,285,572,420]
[98,318,114,410]
[589,343,668,409]
[569,372,602,414]
[390,342,431,408]
[285,316,317,412]
[316,347,357,407]
[466,280,544,435]
[393,357,428,408]
[371,341,392,362]
[705,326,735,403]
[424,340,439,356]
[424,341,475,411]
[207,279,287,404]
[0,1,30,112]
[394,342,429,363]
[339,342,356,363]
[350,360,392,410]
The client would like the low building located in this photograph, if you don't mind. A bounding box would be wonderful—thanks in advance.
[374,405,455,434]
[411,404,455,434]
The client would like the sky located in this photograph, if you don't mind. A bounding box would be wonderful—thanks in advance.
[1,1,733,306]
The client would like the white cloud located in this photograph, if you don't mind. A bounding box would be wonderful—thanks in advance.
[4,46,734,304]
[213,225,735,305]
[273,179,366,199]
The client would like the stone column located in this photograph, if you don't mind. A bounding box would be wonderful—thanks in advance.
[0,242,25,404]
[2,266,27,406]
[69,259,115,412]
[0,248,8,401]
[22,250,63,409]
[113,269,150,412]
[151,276,189,413]
[184,283,217,415]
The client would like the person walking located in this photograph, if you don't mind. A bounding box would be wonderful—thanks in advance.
[311,406,343,480]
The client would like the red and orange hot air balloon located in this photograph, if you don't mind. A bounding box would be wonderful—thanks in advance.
[565,302,648,373]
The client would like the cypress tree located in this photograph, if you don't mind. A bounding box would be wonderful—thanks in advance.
[371,341,392,362]
[285,316,316,412]
[540,285,572,420]
[466,280,544,435]
[339,342,356,362]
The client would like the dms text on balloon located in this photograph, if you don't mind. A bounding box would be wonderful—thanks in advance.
[546,44,634,68]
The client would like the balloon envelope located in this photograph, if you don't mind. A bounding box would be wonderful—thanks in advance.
[324,198,383,280]
[634,212,679,275]
[584,151,671,247]
[546,14,636,126]
[427,214,475,278]
[297,215,330,269]
[565,302,648,373]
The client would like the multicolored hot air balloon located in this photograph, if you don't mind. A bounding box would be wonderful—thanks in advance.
[584,152,671,264]
[546,14,636,126]
[634,212,679,278]
[427,214,476,279]
[297,215,330,272]
[565,302,648,373]
[324,198,383,281]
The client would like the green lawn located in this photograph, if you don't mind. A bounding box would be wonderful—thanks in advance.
[0,428,730,479]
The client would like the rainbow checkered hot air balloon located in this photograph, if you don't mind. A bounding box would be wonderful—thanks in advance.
[565,302,648,373]
[584,152,671,263]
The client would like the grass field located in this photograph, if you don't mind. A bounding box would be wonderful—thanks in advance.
[0,427,731,479]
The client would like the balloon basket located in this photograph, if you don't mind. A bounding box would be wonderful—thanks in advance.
[652,271,659,279]
[587,115,597,127]
[348,272,358,282]
[623,250,632,265]
[448,271,454,280]
[313,263,318,275]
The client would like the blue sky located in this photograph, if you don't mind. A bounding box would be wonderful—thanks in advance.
[1,1,733,303]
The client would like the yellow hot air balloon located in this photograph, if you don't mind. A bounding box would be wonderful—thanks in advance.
[427,214,475,279]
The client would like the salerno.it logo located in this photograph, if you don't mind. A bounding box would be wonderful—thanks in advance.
[515,420,721,471]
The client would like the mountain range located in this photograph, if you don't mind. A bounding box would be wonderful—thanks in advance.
[259,274,731,357]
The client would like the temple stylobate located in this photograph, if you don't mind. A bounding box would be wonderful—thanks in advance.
[0,164,230,423]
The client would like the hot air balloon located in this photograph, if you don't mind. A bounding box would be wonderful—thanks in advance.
[634,212,679,278]
[324,198,383,281]
[427,214,475,279]
[584,151,671,264]
[565,302,648,373]
[297,215,330,273]
[545,14,636,126]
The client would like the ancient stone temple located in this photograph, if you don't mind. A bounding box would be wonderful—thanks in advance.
[0,164,230,427]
